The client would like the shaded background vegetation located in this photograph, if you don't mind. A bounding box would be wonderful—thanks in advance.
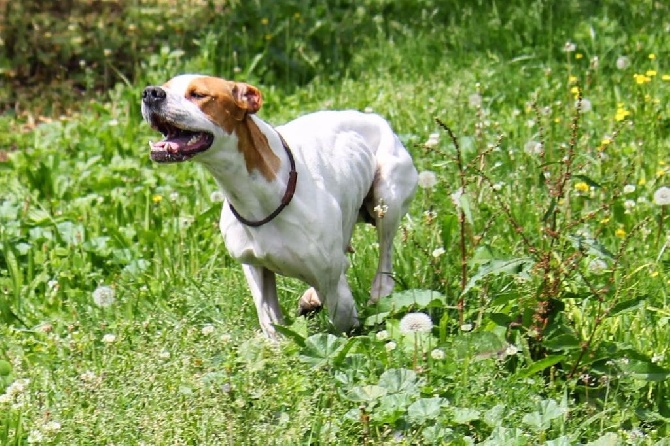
[1,0,660,115]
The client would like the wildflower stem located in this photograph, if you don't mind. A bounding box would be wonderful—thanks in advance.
[435,118,468,325]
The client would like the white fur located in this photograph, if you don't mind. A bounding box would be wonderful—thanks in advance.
[149,75,418,338]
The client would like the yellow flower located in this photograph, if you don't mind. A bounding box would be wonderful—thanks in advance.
[569,75,577,84]
[615,228,626,238]
[576,53,583,59]
[662,74,670,81]
[260,17,269,25]
[615,108,631,121]
[601,137,612,145]
[649,53,656,60]
[634,74,651,84]
[575,182,590,192]
[646,70,657,77]
[657,169,666,177]
[638,178,647,186]
[600,217,610,224]
[554,117,561,123]
[651,271,660,278]
[570,86,579,96]
[152,195,163,204]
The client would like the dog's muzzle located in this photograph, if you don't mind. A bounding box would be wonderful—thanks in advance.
[142,86,214,163]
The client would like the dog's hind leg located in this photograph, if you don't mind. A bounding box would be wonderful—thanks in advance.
[368,150,418,304]
[243,264,284,339]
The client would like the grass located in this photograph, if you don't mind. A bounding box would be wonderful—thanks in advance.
[2,0,670,444]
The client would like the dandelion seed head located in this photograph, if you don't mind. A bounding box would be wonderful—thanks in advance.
[102,333,116,343]
[564,41,576,52]
[430,348,445,360]
[505,344,519,356]
[92,285,115,308]
[385,341,397,352]
[460,323,473,332]
[616,55,630,70]
[587,258,608,274]
[210,190,225,202]
[468,93,482,108]
[424,133,440,148]
[623,184,636,194]
[399,312,433,334]
[375,330,389,341]
[653,186,670,205]
[524,140,543,155]
[417,170,438,189]
[43,421,62,433]
[201,324,215,336]
[577,98,592,113]
[27,430,44,444]
[432,247,446,258]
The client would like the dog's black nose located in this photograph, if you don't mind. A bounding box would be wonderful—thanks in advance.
[142,86,166,105]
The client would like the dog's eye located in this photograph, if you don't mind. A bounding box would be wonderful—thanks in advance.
[189,91,207,99]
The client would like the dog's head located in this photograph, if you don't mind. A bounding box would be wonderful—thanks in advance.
[141,75,263,163]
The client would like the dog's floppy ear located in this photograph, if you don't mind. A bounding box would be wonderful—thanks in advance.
[232,83,262,118]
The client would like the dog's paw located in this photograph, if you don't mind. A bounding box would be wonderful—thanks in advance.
[368,273,395,304]
[297,287,323,317]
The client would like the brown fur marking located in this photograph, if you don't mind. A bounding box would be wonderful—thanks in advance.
[184,77,280,181]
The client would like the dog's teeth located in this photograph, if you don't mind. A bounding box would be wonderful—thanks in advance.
[187,134,200,145]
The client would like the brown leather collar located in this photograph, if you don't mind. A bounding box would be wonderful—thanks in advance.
[228,130,298,227]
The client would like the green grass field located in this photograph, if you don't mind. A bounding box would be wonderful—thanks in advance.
[2,1,670,444]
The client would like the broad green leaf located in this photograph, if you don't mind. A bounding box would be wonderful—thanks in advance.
[522,399,566,431]
[543,333,581,351]
[452,407,480,424]
[463,257,534,295]
[517,355,565,378]
[377,368,418,394]
[608,295,647,316]
[567,234,614,260]
[422,425,455,444]
[546,436,573,446]
[440,214,457,252]
[300,334,347,366]
[480,426,527,446]
[585,432,620,446]
[273,324,306,348]
[483,404,506,427]
[0,360,11,376]
[364,311,390,326]
[345,385,387,403]
[407,397,446,424]
[542,197,556,223]
[619,359,670,382]
[373,289,446,314]
[458,194,474,226]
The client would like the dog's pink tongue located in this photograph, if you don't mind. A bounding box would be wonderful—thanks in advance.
[151,140,179,154]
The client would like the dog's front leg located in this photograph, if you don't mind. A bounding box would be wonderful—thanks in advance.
[242,264,284,339]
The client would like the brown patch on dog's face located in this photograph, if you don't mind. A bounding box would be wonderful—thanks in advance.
[184,76,279,180]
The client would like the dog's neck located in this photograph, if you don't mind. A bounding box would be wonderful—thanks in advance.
[197,115,292,221]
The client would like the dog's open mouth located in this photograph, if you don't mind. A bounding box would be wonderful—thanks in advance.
[148,115,214,163]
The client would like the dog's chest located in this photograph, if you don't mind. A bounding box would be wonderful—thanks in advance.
[220,213,340,285]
